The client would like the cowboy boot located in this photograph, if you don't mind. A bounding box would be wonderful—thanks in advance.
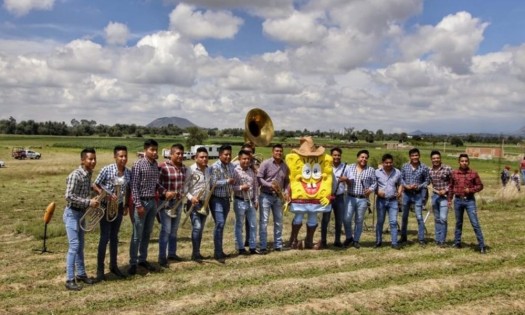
[288,223,302,249]
[305,224,318,249]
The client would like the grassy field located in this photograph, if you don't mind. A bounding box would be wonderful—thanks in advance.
[1,136,525,314]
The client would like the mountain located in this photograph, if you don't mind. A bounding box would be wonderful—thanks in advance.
[146,117,198,129]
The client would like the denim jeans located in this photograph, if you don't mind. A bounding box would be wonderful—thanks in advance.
[234,198,257,250]
[190,204,207,257]
[345,196,369,242]
[97,204,123,270]
[210,196,230,256]
[158,202,182,263]
[375,198,399,245]
[129,198,157,266]
[259,193,284,250]
[401,191,425,241]
[64,207,86,280]
[431,194,448,243]
[321,194,348,243]
[292,212,318,227]
[454,197,485,247]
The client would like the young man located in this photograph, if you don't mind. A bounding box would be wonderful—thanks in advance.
[63,147,99,291]
[449,154,487,254]
[429,150,452,247]
[320,147,349,248]
[209,144,235,263]
[257,144,290,253]
[93,145,131,281]
[185,147,210,262]
[157,143,187,267]
[375,153,403,249]
[128,139,160,275]
[233,149,259,254]
[344,149,376,249]
[400,148,430,245]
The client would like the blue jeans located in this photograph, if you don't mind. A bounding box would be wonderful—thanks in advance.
[97,204,124,270]
[345,196,369,242]
[431,195,448,243]
[234,198,257,250]
[64,207,86,280]
[259,193,284,250]
[158,201,182,263]
[129,198,157,266]
[292,212,318,227]
[210,196,230,256]
[454,197,485,247]
[321,194,349,243]
[401,191,425,241]
[375,198,399,245]
[190,204,207,257]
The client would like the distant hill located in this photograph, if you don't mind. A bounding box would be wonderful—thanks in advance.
[146,117,198,129]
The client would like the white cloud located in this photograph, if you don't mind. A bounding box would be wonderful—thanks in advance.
[3,0,55,16]
[164,0,295,19]
[262,11,327,45]
[169,3,243,40]
[104,22,130,46]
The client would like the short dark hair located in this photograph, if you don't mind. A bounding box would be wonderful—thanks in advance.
[81,147,96,159]
[113,145,127,155]
[144,139,158,150]
[408,148,420,156]
[219,144,232,153]
[382,153,393,162]
[356,149,369,158]
[272,143,283,150]
[241,143,255,153]
[238,149,251,158]
[331,147,342,155]
[196,146,208,154]
[430,150,441,157]
[171,143,184,152]
[458,153,469,161]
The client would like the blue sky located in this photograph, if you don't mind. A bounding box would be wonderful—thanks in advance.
[1,0,524,133]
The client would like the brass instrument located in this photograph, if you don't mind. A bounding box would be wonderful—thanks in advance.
[80,190,107,232]
[201,168,221,216]
[157,173,200,218]
[240,176,254,209]
[272,180,290,213]
[106,176,125,222]
[244,108,274,146]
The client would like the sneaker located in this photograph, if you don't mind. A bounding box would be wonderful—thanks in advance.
[353,241,361,249]
[138,261,156,271]
[65,280,82,291]
[343,238,354,248]
[75,274,95,285]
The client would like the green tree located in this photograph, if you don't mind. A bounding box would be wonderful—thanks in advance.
[186,127,208,148]
[450,136,464,147]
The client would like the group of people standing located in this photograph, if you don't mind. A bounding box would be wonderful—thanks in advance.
[62,140,488,291]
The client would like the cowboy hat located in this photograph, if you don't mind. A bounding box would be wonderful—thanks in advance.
[292,136,325,157]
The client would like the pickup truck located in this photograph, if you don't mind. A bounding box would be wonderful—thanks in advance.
[25,150,42,159]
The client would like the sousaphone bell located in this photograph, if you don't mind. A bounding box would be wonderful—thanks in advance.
[244,108,274,147]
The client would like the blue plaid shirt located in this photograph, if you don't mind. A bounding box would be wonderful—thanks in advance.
[209,160,235,198]
[345,164,377,195]
[401,162,430,190]
[94,163,131,205]
[65,166,93,210]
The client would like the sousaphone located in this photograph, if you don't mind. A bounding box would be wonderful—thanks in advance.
[244,108,274,147]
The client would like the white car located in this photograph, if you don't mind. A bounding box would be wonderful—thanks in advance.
[25,150,41,159]
[0,160,5,167]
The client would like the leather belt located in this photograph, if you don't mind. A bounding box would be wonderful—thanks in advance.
[455,195,474,200]
[378,197,397,201]
[348,194,366,199]
[69,206,84,212]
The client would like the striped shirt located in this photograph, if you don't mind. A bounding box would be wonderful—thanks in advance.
[429,164,452,192]
[131,157,159,208]
[257,157,290,194]
[94,163,131,204]
[448,168,483,199]
[158,160,187,199]
[401,162,430,190]
[209,160,235,198]
[375,167,402,199]
[233,164,259,202]
[332,162,348,196]
[186,164,210,201]
[65,166,93,210]
[345,164,377,195]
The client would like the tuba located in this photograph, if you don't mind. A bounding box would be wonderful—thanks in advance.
[80,190,107,232]
[244,108,274,147]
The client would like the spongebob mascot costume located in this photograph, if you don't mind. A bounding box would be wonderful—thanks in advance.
[286,136,333,249]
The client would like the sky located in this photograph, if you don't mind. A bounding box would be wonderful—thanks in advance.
[1,0,524,134]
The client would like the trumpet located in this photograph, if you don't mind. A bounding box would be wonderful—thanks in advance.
[80,190,107,232]
[272,180,290,213]
[158,173,200,218]
[241,176,254,209]
[106,176,125,222]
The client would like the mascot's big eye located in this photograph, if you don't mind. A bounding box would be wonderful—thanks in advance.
[302,164,312,179]
[312,163,322,180]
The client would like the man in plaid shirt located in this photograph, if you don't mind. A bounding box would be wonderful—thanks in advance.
[429,150,452,247]
[157,143,187,267]
[400,148,430,245]
[448,153,486,254]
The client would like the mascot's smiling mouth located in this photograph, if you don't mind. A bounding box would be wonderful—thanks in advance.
[301,181,321,195]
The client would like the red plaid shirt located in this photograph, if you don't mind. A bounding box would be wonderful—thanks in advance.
[158,160,187,199]
[448,168,483,201]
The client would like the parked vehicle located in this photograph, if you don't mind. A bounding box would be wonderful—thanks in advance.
[12,147,26,159]
[25,150,41,159]
[190,145,220,159]
[0,160,5,168]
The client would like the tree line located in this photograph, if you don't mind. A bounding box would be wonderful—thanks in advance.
[0,116,522,145]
